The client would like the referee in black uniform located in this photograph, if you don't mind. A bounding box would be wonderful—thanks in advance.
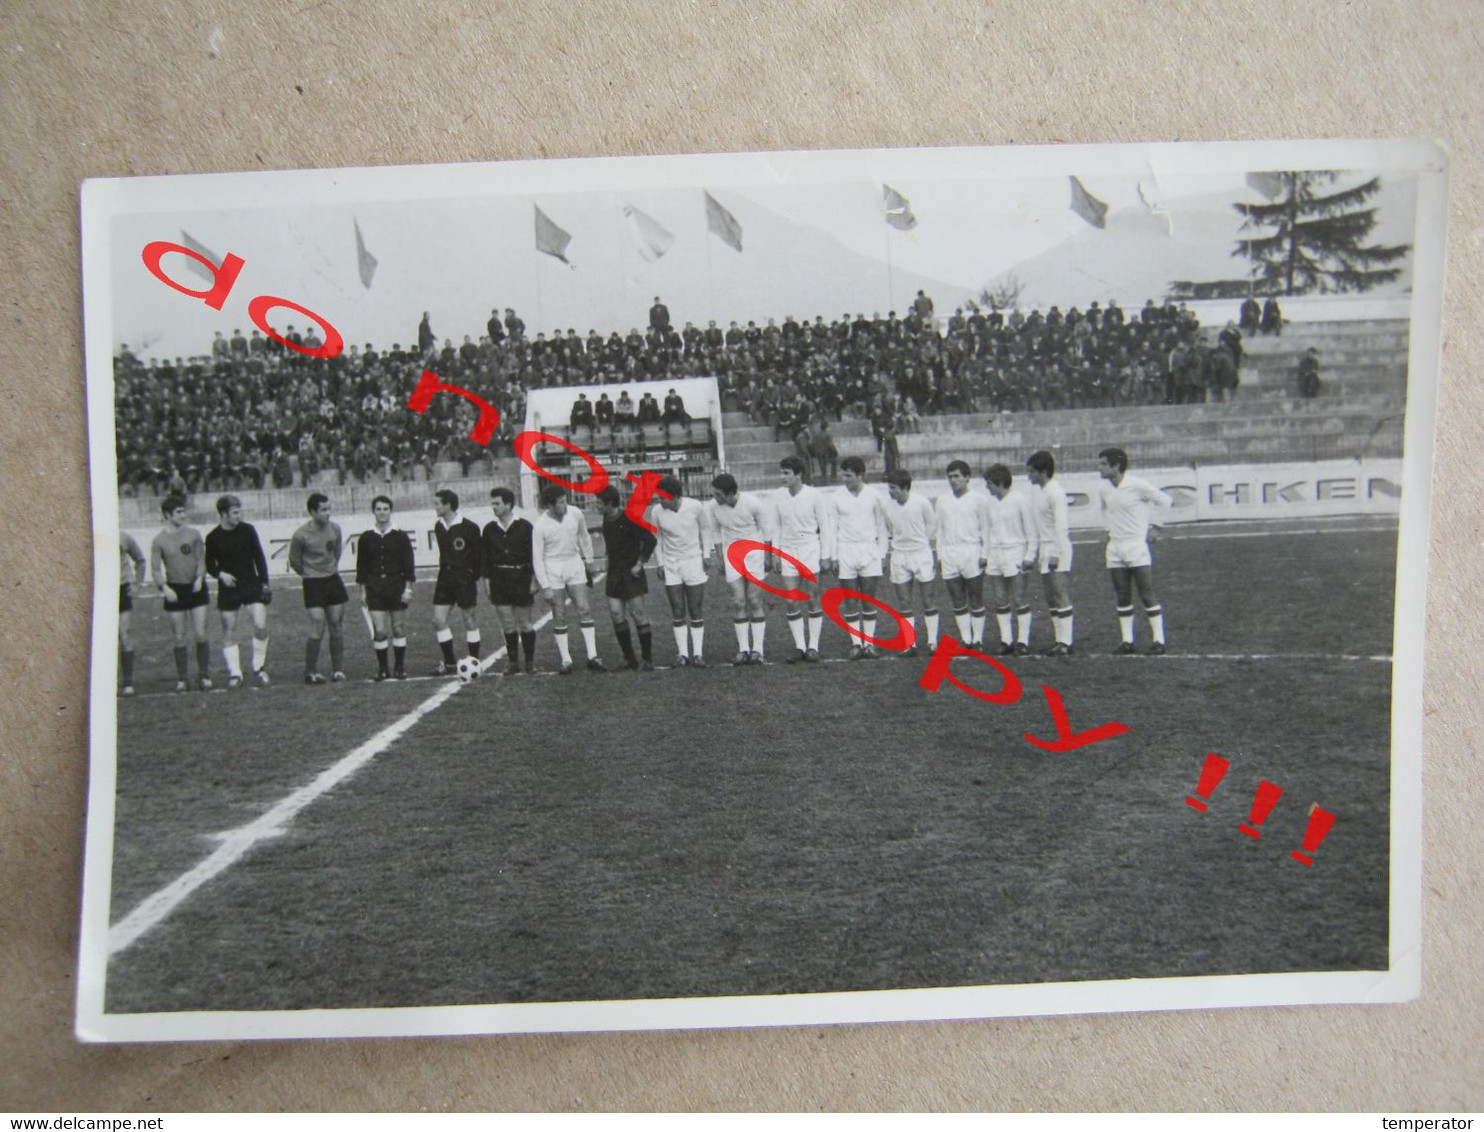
[356,495,416,680]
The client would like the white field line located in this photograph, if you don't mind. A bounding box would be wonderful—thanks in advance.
[108,617,547,956]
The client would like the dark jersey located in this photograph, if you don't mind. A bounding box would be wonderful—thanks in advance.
[356,527,416,585]
[205,522,270,587]
[482,516,535,575]
[601,511,658,576]
[434,517,483,575]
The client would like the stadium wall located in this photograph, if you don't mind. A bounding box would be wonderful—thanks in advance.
[121,459,1401,579]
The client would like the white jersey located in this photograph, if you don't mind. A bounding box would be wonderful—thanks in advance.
[532,508,592,590]
[773,485,836,558]
[649,497,710,573]
[704,494,774,558]
[882,493,936,554]
[1100,473,1172,541]
[934,489,991,558]
[832,486,888,554]
[988,487,1038,555]
[1031,479,1071,547]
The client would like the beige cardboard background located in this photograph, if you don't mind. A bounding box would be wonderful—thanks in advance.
[2,0,1480,1111]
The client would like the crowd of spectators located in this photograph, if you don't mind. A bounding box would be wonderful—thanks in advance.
[113,291,1229,497]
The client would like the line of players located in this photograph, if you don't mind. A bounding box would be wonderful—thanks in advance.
[117,447,1172,692]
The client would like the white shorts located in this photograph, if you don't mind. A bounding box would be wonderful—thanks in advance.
[986,545,1027,578]
[939,544,985,581]
[662,555,707,588]
[724,545,770,584]
[1105,537,1153,570]
[836,541,884,580]
[1037,540,1074,574]
[889,547,935,586]
[778,542,821,578]
[543,557,588,589]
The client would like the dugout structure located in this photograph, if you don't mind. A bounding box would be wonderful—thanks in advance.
[519,376,725,511]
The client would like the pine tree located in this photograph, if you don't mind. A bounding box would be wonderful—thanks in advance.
[1170,172,1410,299]
[1234,172,1409,295]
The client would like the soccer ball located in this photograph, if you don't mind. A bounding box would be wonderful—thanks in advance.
[456,656,482,683]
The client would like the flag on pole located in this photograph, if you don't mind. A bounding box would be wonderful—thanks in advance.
[179,231,224,282]
[883,184,917,231]
[535,205,573,264]
[623,204,674,261]
[353,219,378,289]
[704,191,743,252]
[1068,177,1108,229]
[1245,171,1287,200]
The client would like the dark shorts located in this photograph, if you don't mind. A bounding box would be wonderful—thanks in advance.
[302,574,349,609]
[163,580,209,613]
[487,566,535,608]
[605,566,649,602]
[120,585,132,614]
[364,576,409,612]
[218,581,269,612]
[433,569,478,610]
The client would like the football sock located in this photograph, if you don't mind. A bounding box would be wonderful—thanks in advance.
[614,623,635,662]
[503,630,519,661]
[1145,604,1165,644]
[1064,607,1075,646]
[554,629,572,664]
[862,614,877,643]
[393,636,408,671]
[174,645,189,681]
[305,638,321,674]
[672,621,689,658]
[1054,607,1075,646]
[1016,606,1032,645]
[520,630,536,665]
[195,641,210,679]
[436,627,455,666]
[373,638,389,674]
[954,608,970,642]
[252,634,268,673]
[926,610,940,646]
[807,612,823,651]
[466,628,481,659]
[328,630,344,672]
[1118,605,1136,644]
[750,616,766,656]
[734,618,749,653]
[223,643,242,678]
[996,607,1013,644]
[637,625,653,662]
[970,607,986,645]
[788,612,806,651]
[120,648,135,686]
[580,620,597,658]
[689,620,704,657]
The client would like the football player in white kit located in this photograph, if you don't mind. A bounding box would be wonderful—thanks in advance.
[935,460,992,647]
[775,455,837,662]
[649,474,712,667]
[882,469,939,657]
[532,483,605,673]
[831,456,890,659]
[706,472,775,665]
[982,463,1039,656]
[1096,447,1173,654]
[1026,449,1075,655]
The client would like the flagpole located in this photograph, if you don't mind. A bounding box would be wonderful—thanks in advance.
[703,198,716,325]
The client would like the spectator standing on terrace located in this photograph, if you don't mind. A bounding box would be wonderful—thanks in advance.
[1298,348,1322,399]
[417,312,435,358]
[649,296,671,334]
[1261,297,1283,336]
[1239,297,1262,334]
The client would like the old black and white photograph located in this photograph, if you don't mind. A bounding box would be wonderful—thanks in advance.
[77,140,1442,1041]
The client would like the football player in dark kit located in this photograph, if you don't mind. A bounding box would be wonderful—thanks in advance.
[205,494,272,688]
[356,495,416,680]
[482,486,538,676]
[150,494,211,692]
[430,488,484,676]
[596,484,658,670]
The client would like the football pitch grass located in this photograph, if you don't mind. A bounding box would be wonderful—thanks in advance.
[102,518,1397,1014]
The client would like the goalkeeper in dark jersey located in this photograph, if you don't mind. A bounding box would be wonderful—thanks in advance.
[205,495,272,688]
